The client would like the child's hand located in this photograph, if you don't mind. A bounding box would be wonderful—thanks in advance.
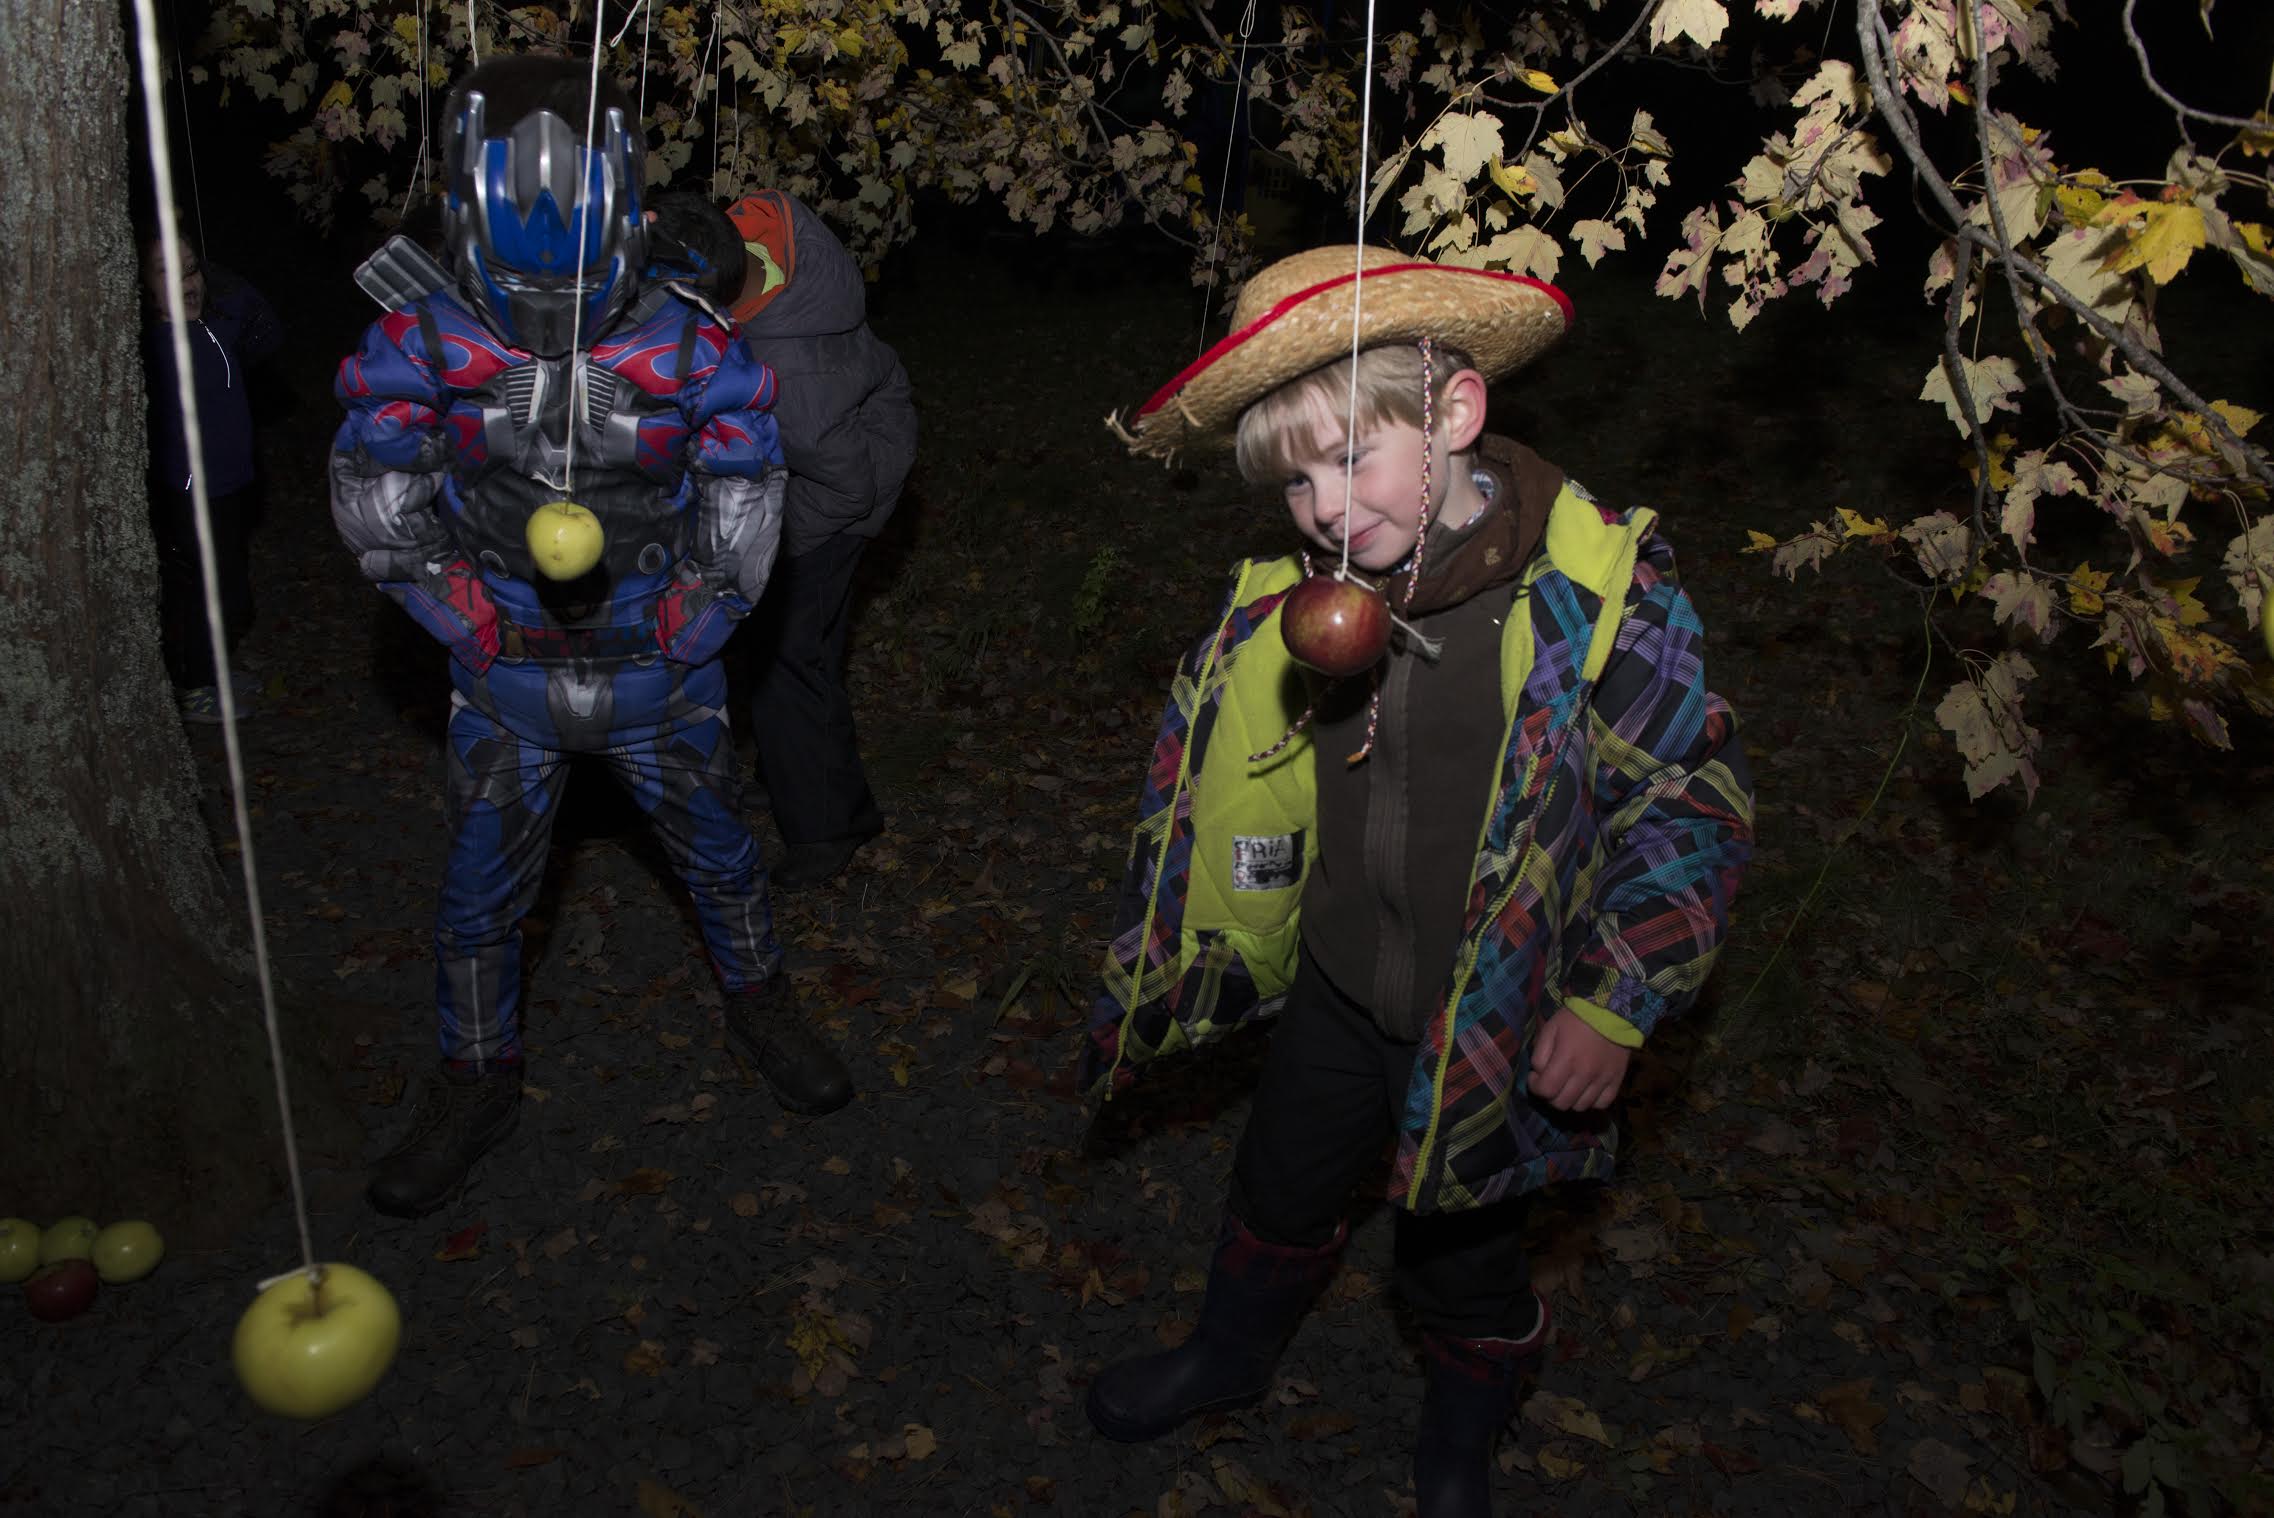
[1529,1005,1633,1112]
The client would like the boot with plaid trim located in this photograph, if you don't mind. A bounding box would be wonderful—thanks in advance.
[1413,1289,1551,1517]
[1086,1209,1345,1442]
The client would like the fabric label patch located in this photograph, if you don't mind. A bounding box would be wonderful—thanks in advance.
[1230,832,1303,892]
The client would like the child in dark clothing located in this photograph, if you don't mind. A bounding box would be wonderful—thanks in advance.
[140,231,282,723]
[644,188,919,888]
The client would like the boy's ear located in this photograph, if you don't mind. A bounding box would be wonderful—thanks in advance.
[1439,367,1489,453]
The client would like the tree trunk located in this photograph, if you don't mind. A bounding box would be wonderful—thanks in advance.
[0,0,357,1244]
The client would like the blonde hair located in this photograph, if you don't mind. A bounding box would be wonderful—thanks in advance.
[1233,340,1476,486]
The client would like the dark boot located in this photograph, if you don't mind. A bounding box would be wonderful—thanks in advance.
[1413,1292,1551,1518]
[1086,1211,1345,1442]
[366,1061,523,1217]
[722,970,854,1114]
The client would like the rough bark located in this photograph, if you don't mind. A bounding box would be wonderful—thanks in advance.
[0,0,357,1243]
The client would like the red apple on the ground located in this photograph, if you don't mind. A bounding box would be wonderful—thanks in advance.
[24,1258,98,1321]
[39,1217,97,1264]
[1281,574,1392,677]
[92,1221,164,1284]
[233,1263,402,1419]
[0,1219,38,1284]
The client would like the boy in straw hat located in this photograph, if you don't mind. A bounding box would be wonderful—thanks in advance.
[1080,245,1754,1512]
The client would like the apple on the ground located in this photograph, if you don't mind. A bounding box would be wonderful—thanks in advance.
[233,1262,402,1420]
[1280,574,1392,678]
[24,1258,98,1322]
[39,1217,98,1265]
[0,1219,39,1284]
[92,1221,164,1284]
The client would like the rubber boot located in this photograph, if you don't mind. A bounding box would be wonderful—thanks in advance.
[1413,1290,1552,1518]
[722,968,854,1114]
[1086,1211,1345,1442]
[366,1061,523,1217]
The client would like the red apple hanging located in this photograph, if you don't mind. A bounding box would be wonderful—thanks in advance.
[1280,574,1392,678]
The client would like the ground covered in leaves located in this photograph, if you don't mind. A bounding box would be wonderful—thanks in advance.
[4,221,2271,1518]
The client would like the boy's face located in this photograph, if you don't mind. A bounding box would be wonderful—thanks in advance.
[141,241,205,321]
[1274,387,1483,574]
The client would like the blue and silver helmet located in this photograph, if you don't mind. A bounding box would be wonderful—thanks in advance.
[442,57,646,357]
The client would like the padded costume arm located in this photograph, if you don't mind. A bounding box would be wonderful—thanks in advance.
[1562,547,1755,1044]
[330,310,499,673]
[654,323,786,663]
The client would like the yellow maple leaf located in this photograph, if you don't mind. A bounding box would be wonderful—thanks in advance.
[1537,1446,1586,1480]
[2068,563,2110,615]
[2211,400,2264,437]
[2051,184,2105,225]
[2241,113,2274,158]
[320,80,354,112]
[1744,529,1778,553]
[2100,202,2208,284]
[391,14,421,44]
[1488,158,1536,199]
[1837,507,1892,539]
[1519,68,1558,94]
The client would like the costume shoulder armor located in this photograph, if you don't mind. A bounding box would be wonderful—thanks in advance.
[354,235,455,313]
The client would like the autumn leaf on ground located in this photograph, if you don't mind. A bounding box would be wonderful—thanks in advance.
[622,1340,669,1377]
[902,1424,938,1460]
[616,1167,675,1196]
[503,1447,562,1469]
[1909,1437,1973,1507]
[434,1220,487,1262]
[634,1478,704,1518]
[1820,1378,1888,1453]
[729,1191,760,1217]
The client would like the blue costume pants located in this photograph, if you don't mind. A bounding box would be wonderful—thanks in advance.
[433,655,777,1065]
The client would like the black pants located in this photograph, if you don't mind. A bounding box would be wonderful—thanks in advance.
[1230,948,1533,1339]
[150,483,257,689]
[744,533,884,847]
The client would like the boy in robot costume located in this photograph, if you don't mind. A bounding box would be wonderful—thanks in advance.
[330,57,854,1219]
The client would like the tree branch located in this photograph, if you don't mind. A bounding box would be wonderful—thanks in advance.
[2122,0,2266,139]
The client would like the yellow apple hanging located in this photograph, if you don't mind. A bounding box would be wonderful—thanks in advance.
[233,1263,402,1420]
[525,499,606,581]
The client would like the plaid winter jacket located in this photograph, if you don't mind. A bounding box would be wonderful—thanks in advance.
[1081,482,1754,1214]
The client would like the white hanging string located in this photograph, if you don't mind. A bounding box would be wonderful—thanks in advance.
[608,0,649,47]
[1337,0,1382,581]
[127,0,318,1285]
[399,0,431,224]
[636,0,654,132]
[467,0,480,66]
[705,5,724,194]
[563,0,611,498]
[163,0,209,260]
[1195,0,1259,357]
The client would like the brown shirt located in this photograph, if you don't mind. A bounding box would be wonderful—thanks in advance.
[1299,435,1561,1039]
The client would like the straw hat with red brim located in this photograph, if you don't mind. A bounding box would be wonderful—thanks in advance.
[1116,245,1573,461]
